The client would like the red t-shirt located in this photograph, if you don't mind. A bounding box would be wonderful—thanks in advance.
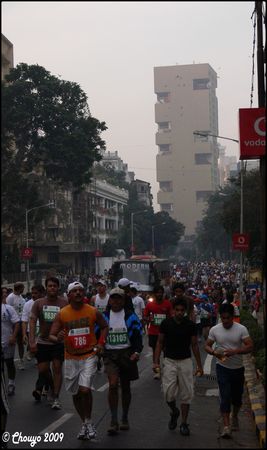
[143,299,173,335]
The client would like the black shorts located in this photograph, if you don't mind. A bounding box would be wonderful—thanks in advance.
[103,348,139,381]
[148,334,159,351]
[36,343,64,364]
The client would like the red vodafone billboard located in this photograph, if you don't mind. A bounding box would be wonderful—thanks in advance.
[232,233,249,251]
[239,108,266,159]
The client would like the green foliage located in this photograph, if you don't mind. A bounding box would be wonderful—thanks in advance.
[116,184,185,257]
[101,239,118,257]
[2,63,107,235]
[93,163,129,190]
[194,169,262,264]
[240,309,264,354]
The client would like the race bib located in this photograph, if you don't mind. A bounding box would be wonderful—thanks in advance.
[153,314,166,325]
[42,305,60,322]
[107,328,128,346]
[67,327,90,350]
[97,306,106,314]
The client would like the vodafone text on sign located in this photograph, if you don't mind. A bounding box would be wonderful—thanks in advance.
[232,233,249,251]
[21,247,33,258]
[239,108,266,159]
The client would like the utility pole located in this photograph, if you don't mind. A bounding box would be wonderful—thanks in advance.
[256,1,266,324]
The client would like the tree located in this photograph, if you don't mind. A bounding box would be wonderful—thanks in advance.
[194,169,261,264]
[2,63,107,234]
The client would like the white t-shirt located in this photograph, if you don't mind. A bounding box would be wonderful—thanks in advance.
[1,303,20,347]
[95,293,109,314]
[208,322,250,369]
[6,293,25,320]
[132,295,145,320]
[21,299,40,333]
[105,309,130,350]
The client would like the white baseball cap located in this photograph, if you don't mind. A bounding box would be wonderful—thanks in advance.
[109,287,125,297]
[96,279,106,287]
[118,278,131,287]
[67,281,84,294]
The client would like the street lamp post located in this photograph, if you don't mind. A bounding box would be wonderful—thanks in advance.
[131,210,148,256]
[25,202,55,291]
[152,222,166,255]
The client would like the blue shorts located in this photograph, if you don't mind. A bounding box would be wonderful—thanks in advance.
[216,364,245,413]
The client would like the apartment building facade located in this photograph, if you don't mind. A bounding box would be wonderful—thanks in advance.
[1,33,14,81]
[154,63,219,237]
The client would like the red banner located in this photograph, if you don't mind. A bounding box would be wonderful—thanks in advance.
[239,108,266,160]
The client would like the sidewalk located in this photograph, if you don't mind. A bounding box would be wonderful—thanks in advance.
[243,352,266,448]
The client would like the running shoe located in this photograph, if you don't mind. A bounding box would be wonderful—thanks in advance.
[86,423,97,439]
[120,420,130,430]
[51,398,62,410]
[168,408,180,430]
[220,426,232,439]
[77,423,88,440]
[107,422,119,435]
[7,384,15,396]
[17,359,25,370]
[32,389,42,402]
[26,352,33,361]
[230,414,239,431]
[180,423,190,436]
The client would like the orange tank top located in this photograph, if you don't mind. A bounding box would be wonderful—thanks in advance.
[59,304,97,359]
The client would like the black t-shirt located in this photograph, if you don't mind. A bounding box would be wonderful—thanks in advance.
[160,317,197,360]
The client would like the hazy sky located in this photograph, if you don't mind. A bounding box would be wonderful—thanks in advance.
[2,1,258,210]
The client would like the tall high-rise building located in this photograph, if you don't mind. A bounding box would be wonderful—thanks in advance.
[154,63,219,237]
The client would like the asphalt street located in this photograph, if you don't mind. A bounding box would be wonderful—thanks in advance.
[3,336,259,449]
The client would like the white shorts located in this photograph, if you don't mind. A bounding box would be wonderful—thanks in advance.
[162,357,194,404]
[64,355,97,395]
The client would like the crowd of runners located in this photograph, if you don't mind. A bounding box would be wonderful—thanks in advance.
[1,259,261,443]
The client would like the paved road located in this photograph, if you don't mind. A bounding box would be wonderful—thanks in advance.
[4,336,259,449]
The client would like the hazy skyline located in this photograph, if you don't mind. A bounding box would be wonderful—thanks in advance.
[2,2,258,210]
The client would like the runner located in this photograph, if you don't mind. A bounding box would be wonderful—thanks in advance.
[49,281,108,440]
[1,287,20,396]
[154,297,203,436]
[6,282,26,370]
[29,276,67,409]
[143,285,173,379]
[102,287,143,435]
[205,303,253,438]
[90,279,109,371]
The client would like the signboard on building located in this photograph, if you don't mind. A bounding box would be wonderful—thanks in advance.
[239,108,266,159]
[232,233,249,251]
[21,247,33,259]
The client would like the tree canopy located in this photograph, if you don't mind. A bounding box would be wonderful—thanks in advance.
[194,169,262,264]
[2,63,107,233]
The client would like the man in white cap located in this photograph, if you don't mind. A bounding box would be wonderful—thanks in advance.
[91,280,109,313]
[118,278,134,311]
[49,281,108,441]
[101,287,143,435]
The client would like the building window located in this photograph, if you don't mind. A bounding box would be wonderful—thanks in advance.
[161,203,173,212]
[157,92,170,103]
[195,153,212,164]
[159,144,171,153]
[193,78,211,90]
[196,191,212,202]
[47,253,59,264]
[158,122,171,133]
[159,181,173,192]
